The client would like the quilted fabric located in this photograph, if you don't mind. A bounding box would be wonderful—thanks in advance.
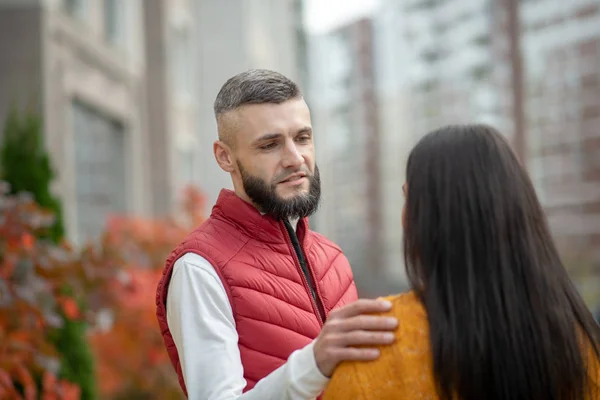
[156,189,358,397]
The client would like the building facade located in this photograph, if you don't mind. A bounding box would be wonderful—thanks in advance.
[0,0,150,244]
[307,18,406,296]
[143,0,198,216]
[520,0,600,306]
[372,0,599,308]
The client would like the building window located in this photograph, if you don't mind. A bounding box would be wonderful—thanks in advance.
[104,0,124,46]
[178,147,195,185]
[329,105,353,156]
[328,33,353,91]
[171,26,193,99]
[64,0,86,19]
[72,101,127,244]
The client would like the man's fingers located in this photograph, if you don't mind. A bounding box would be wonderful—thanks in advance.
[347,314,398,331]
[336,330,396,347]
[328,299,393,319]
[313,298,399,376]
[329,347,381,363]
[325,314,398,333]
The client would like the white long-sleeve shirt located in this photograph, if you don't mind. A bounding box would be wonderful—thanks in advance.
[166,252,330,400]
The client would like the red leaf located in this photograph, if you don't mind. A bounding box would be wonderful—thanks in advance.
[57,297,80,320]
[12,363,37,400]
[21,233,35,250]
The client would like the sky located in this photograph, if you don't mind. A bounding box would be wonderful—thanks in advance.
[303,0,380,35]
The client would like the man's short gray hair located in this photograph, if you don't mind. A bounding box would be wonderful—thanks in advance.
[213,69,302,117]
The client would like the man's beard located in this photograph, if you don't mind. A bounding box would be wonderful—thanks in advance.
[237,161,321,220]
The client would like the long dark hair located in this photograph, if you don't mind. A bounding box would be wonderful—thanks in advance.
[403,124,600,400]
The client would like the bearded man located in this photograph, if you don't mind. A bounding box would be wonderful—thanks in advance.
[155,69,398,400]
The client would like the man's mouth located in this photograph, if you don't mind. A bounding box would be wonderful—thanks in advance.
[279,173,307,185]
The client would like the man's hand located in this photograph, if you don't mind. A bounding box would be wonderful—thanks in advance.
[313,299,398,377]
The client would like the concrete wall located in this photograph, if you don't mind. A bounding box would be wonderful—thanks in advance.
[143,0,172,215]
[0,4,44,134]
[0,0,150,243]
[43,0,149,242]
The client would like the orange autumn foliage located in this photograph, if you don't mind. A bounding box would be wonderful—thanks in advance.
[89,268,174,398]
[0,184,115,399]
[89,185,206,399]
[1,182,206,399]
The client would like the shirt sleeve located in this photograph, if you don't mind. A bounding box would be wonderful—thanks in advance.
[166,252,329,400]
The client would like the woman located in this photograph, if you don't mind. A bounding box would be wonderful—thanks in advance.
[323,124,600,400]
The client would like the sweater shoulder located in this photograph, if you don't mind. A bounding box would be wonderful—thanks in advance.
[323,291,436,400]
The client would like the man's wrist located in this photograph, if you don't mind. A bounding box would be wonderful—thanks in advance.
[286,341,330,397]
[307,341,329,381]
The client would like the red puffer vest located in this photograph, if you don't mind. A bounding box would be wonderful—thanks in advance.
[156,189,358,397]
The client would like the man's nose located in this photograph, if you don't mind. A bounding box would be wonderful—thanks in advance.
[282,142,303,169]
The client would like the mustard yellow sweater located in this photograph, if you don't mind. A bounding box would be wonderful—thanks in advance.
[323,291,600,400]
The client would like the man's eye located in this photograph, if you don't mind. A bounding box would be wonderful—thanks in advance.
[297,136,310,143]
[260,142,277,150]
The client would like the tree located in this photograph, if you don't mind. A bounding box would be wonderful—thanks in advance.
[0,181,207,399]
[0,105,64,243]
[0,184,96,399]
[0,106,96,399]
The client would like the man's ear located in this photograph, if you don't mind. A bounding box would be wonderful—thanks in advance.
[214,140,235,173]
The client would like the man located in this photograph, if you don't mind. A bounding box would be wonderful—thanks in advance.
[155,69,398,399]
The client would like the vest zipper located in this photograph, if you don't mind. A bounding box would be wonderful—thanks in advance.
[300,248,327,325]
[281,221,326,326]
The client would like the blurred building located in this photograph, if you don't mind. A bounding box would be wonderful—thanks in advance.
[194,0,304,207]
[370,0,599,307]
[373,0,509,288]
[308,18,407,296]
[386,0,600,306]
[308,1,510,294]
[519,0,600,306]
[0,0,150,245]
[396,0,505,133]
[307,0,599,306]
[143,0,198,216]
[370,1,418,291]
[293,0,310,91]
